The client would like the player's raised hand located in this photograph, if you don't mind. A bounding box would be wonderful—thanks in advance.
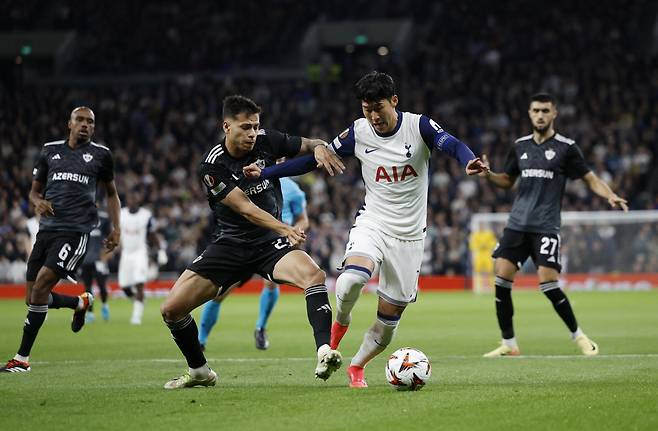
[466,157,489,176]
[282,225,306,247]
[608,194,629,212]
[314,145,345,176]
[477,154,492,177]
[242,162,262,178]
[35,198,55,217]
[104,229,121,251]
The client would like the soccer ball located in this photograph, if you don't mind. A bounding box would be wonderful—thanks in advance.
[385,347,431,391]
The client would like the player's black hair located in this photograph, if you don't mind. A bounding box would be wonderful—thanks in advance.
[222,95,261,119]
[530,93,557,107]
[354,71,396,102]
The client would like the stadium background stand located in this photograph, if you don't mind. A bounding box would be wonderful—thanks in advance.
[1,0,656,282]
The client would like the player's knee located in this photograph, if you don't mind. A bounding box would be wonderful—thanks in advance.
[159,302,169,321]
[336,268,370,295]
[31,279,54,298]
[494,258,517,279]
[34,267,59,288]
[301,266,325,288]
[29,283,52,305]
[160,300,182,323]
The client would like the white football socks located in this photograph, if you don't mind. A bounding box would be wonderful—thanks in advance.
[131,300,144,324]
[351,318,398,368]
[189,363,210,379]
[14,354,29,362]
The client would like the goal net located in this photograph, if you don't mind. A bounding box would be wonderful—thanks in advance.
[469,210,658,293]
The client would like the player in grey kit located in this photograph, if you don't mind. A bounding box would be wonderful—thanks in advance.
[1,107,121,373]
[480,93,628,357]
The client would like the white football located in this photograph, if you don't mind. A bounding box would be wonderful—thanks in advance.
[385,347,431,391]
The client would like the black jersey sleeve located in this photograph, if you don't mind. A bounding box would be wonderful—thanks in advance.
[564,143,591,179]
[198,163,238,201]
[263,129,302,159]
[503,147,520,177]
[33,149,49,183]
[99,151,115,182]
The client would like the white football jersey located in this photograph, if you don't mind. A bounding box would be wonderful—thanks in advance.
[120,207,152,253]
[330,111,475,240]
[333,112,429,239]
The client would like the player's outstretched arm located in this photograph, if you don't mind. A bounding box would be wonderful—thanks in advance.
[478,155,517,189]
[221,187,306,246]
[300,137,345,176]
[243,132,347,180]
[420,115,486,176]
[243,154,316,180]
[582,172,629,212]
[243,138,344,180]
[243,150,343,180]
[102,179,121,251]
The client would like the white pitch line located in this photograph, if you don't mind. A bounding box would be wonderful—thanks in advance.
[31,357,313,365]
[30,353,658,365]
[445,353,658,360]
[154,357,312,363]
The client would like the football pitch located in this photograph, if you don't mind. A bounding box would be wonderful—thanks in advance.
[1,290,657,431]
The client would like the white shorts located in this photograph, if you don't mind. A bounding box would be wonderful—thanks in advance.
[118,250,149,287]
[344,225,424,305]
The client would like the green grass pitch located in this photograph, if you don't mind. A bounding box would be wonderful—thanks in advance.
[1,290,657,430]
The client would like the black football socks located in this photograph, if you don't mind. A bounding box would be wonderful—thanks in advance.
[18,304,48,357]
[541,281,578,332]
[166,314,207,369]
[48,292,79,309]
[305,284,332,349]
[494,277,515,339]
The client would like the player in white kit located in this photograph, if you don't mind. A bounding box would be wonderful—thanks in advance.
[119,191,166,324]
[245,71,486,387]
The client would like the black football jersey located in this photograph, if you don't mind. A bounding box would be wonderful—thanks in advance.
[198,129,302,245]
[33,140,115,233]
[504,133,590,234]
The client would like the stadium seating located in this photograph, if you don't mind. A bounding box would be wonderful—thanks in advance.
[1,1,656,282]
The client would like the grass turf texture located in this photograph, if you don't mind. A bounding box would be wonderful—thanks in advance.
[1,290,657,431]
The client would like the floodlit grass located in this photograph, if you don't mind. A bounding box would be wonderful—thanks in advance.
[1,290,657,430]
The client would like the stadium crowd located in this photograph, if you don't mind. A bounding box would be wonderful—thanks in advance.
[1,1,656,282]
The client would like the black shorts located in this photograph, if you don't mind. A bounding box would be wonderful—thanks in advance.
[492,228,562,272]
[187,237,296,296]
[27,231,90,282]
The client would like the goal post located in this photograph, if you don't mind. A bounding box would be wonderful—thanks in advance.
[469,210,658,293]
